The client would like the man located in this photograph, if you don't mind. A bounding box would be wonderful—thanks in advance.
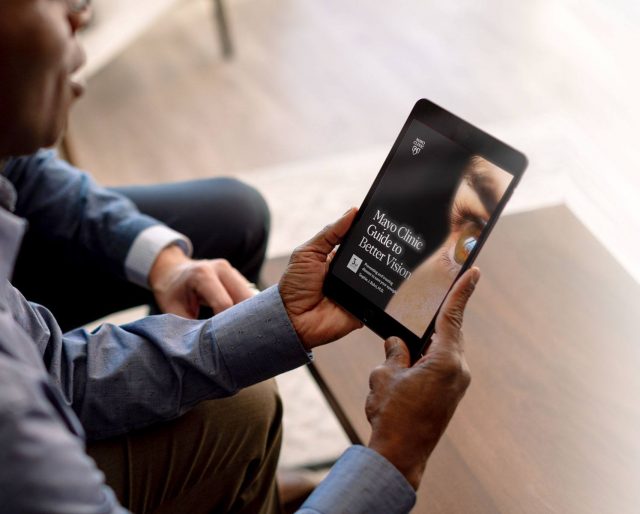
[0,1,479,513]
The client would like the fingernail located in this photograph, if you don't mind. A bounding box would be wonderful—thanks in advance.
[470,267,481,286]
[342,207,355,217]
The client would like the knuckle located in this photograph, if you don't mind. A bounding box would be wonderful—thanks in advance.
[193,263,209,277]
[460,367,472,390]
[439,354,472,391]
[369,365,383,382]
[369,365,388,388]
[442,309,463,331]
[438,355,465,382]
[319,224,339,246]
[365,395,379,422]
[458,359,472,389]
[289,246,307,263]
[213,258,231,270]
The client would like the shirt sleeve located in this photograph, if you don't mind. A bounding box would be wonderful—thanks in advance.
[298,446,416,514]
[12,284,311,440]
[3,149,188,282]
[0,357,129,514]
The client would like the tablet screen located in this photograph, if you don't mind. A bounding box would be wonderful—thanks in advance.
[332,119,514,337]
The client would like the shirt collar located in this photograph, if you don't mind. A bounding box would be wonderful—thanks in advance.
[0,207,27,282]
[0,175,17,213]
[0,158,17,212]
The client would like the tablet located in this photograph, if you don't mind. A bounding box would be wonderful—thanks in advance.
[323,99,528,362]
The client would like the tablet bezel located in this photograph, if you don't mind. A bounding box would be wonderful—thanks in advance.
[323,98,528,362]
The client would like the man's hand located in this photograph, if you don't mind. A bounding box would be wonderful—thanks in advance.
[366,267,480,490]
[279,208,363,350]
[149,245,255,318]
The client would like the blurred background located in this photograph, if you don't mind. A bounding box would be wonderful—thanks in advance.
[72,0,640,496]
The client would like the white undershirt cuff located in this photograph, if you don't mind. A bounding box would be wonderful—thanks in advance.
[124,225,193,289]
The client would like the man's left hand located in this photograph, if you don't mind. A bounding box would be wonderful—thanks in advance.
[149,245,254,318]
[279,208,363,350]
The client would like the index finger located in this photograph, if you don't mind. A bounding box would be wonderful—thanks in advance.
[194,273,234,314]
[218,265,255,304]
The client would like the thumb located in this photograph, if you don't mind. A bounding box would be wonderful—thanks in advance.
[304,208,357,257]
[435,267,481,340]
[383,337,411,369]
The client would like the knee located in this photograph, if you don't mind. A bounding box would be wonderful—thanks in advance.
[172,382,282,512]
[215,178,271,245]
[192,178,271,276]
[233,379,283,447]
[254,380,282,447]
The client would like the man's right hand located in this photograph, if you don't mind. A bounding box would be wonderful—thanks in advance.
[365,267,480,490]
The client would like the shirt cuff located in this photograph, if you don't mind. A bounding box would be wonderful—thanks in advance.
[300,445,416,514]
[124,225,193,288]
[211,285,312,388]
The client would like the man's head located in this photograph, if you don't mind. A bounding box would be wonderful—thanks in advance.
[0,0,90,157]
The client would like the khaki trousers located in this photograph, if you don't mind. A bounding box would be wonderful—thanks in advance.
[87,380,283,514]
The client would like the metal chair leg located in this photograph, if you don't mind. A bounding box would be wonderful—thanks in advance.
[214,0,233,58]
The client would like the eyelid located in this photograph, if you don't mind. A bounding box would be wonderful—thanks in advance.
[466,168,501,214]
[450,200,487,231]
[441,245,461,275]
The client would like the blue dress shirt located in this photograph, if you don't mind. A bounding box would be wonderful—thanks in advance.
[0,152,416,513]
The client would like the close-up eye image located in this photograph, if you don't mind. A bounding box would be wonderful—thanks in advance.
[386,155,512,337]
[446,155,513,268]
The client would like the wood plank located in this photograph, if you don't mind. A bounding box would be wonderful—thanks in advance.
[68,0,640,190]
[79,0,183,80]
[263,205,640,513]
[67,0,640,282]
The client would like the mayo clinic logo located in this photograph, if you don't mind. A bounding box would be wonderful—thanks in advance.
[412,138,425,156]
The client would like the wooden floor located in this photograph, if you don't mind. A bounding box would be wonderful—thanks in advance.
[68,0,640,185]
[264,205,640,513]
